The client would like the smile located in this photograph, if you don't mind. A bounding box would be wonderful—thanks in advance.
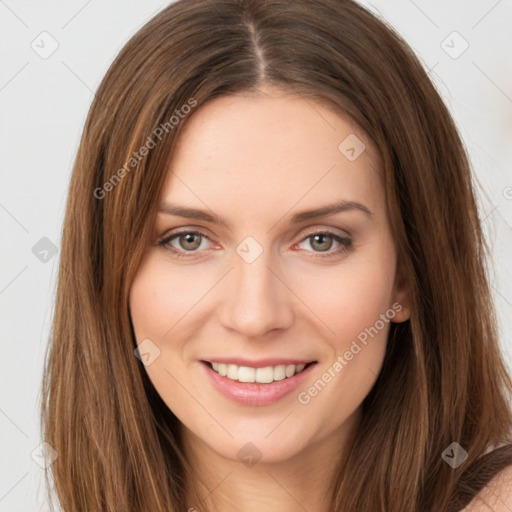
[206,361,315,383]
[200,359,318,406]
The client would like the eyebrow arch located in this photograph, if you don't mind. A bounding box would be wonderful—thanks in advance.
[289,200,373,222]
[158,200,373,229]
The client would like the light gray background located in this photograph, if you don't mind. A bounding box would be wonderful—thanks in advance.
[1,1,511,510]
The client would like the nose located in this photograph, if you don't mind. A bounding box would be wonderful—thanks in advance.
[218,245,295,338]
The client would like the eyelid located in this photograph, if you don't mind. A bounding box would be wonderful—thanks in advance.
[158,224,351,242]
[295,225,352,239]
[159,225,216,238]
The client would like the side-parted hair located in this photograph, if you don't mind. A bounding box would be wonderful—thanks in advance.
[41,0,512,510]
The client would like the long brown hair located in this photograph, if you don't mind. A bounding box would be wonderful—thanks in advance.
[40,0,512,510]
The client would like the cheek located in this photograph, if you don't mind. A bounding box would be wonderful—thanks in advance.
[129,254,204,342]
[128,255,201,416]
[293,255,396,350]
[293,257,396,432]
[129,254,219,407]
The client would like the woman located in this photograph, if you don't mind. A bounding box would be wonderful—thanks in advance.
[41,0,512,510]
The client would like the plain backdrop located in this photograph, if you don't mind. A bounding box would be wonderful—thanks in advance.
[1,1,511,510]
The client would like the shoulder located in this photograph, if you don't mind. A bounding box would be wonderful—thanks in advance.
[461,464,512,511]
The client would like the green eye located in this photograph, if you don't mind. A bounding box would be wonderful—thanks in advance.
[158,231,213,256]
[158,229,352,259]
[297,231,352,258]
[176,233,203,251]
[308,233,334,252]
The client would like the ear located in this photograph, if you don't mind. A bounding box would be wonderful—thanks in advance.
[390,258,411,323]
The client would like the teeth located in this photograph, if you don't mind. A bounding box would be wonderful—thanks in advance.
[209,362,308,383]
[227,364,238,380]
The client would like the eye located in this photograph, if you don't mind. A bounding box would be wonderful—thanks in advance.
[158,230,215,258]
[295,230,352,258]
[157,228,352,260]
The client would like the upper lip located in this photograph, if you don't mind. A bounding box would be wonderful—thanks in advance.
[202,358,317,368]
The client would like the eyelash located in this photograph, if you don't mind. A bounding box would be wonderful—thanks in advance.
[157,229,352,260]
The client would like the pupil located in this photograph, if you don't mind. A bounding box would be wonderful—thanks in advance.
[181,233,201,250]
[312,234,332,252]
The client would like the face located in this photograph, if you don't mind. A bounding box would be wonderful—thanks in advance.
[129,88,410,465]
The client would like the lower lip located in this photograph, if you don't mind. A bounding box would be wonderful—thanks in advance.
[200,361,317,406]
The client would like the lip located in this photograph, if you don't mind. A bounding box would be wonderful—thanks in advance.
[202,357,315,368]
[200,360,317,406]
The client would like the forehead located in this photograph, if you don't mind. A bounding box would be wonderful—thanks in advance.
[160,92,384,224]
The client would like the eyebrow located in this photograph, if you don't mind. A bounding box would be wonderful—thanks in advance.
[158,200,373,229]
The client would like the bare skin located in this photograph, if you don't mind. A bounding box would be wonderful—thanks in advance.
[129,86,411,512]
